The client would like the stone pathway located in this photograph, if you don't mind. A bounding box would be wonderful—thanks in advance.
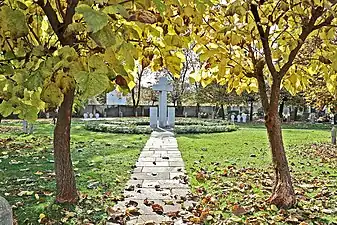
[113,130,192,224]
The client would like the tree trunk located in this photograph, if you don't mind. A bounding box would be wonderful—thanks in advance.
[250,101,254,122]
[196,103,200,117]
[265,112,295,208]
[279,100,284,120]
[294,107,298,121]
[255,62,295,208]
[220,104,225,120]
[54,88,78,203]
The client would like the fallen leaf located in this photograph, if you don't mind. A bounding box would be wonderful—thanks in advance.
[232,204,248,216]
[151,203,164,214]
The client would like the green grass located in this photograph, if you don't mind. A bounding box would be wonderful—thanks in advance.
[178,126,331,172]
[0,119,148,224]
[177,124,337,224]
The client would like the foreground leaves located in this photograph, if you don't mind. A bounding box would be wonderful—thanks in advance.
[183,143,337,224]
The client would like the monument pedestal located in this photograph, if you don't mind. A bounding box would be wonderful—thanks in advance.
[151,77,173,128]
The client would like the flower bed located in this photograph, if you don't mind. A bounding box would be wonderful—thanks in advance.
[84,118,238,134]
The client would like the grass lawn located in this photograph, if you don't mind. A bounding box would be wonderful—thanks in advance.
[177,123,337,224]
[0,119,148,224]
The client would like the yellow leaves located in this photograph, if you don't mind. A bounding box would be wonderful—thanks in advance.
[332,60,337,72]
[164,35,184,48]
[0,6,29,38]
[165,56,181,77]
[189,71,201,83]
[183,6,194,17]
[327,82,335,93]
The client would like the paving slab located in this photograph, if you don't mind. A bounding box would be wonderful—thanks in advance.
[116,130,193,224]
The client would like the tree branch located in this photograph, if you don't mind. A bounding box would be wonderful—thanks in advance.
[279,6,324,77]
[64,0,79,28]
[203,17,217,31]
[251,4,278,77]
[36,0,64,42]
[254,59,270,113]
[28,25,42,45]
[313,15,334,30]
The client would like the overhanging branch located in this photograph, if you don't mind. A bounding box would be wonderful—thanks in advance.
[251,4,278,77]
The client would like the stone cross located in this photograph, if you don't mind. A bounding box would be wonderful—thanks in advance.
[152,77,173,128]
[0,196,13,225]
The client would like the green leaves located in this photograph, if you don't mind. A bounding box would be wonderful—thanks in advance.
[0,6,28,38]
[0,101,14,117]
[90,25,116,48]
[103,5,129,18]
[153,0,166,14]
[41,83,64,108]
[76,4,109,33]
[74,71,109,99]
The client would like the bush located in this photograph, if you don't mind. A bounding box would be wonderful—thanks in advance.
[84,118,238,134]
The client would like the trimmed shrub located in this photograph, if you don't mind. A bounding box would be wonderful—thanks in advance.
[84,118,238,134]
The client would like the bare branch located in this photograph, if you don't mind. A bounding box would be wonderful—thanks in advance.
[270,25,289,47]
[251,4,278,77]
[203,17,217,31]
[28,25,42,45]
[64,0,79,28]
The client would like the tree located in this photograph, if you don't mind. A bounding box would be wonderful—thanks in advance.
[168,47,199,107]
[193,81,244,119]
[0,0,187,203]
[305,73,337,110]
[188,0,337,208]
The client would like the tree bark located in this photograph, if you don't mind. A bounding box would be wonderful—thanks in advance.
[54,88,78,203]
[279,100,284,120]
[265,111,296,208]
[220,104,225,120]
[255,62,295,208]
[294,107,298,121]
[196,103,200,117]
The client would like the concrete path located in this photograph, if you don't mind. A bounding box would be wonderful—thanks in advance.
[113,130,192,224]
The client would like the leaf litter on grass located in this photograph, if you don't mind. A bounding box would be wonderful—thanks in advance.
[177,143,337,224]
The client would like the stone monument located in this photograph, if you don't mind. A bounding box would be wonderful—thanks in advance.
[231,114,235,123]
[242,113,247,123]
[95,113,100,119]
[168,107,175,127]
[237,114,241,123]
[0,196,13,225]
[152,77,173,128]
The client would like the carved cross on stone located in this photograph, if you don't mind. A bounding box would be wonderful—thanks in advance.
[152,77,173,128]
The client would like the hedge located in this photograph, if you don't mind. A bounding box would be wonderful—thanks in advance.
[84,118,238,134]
